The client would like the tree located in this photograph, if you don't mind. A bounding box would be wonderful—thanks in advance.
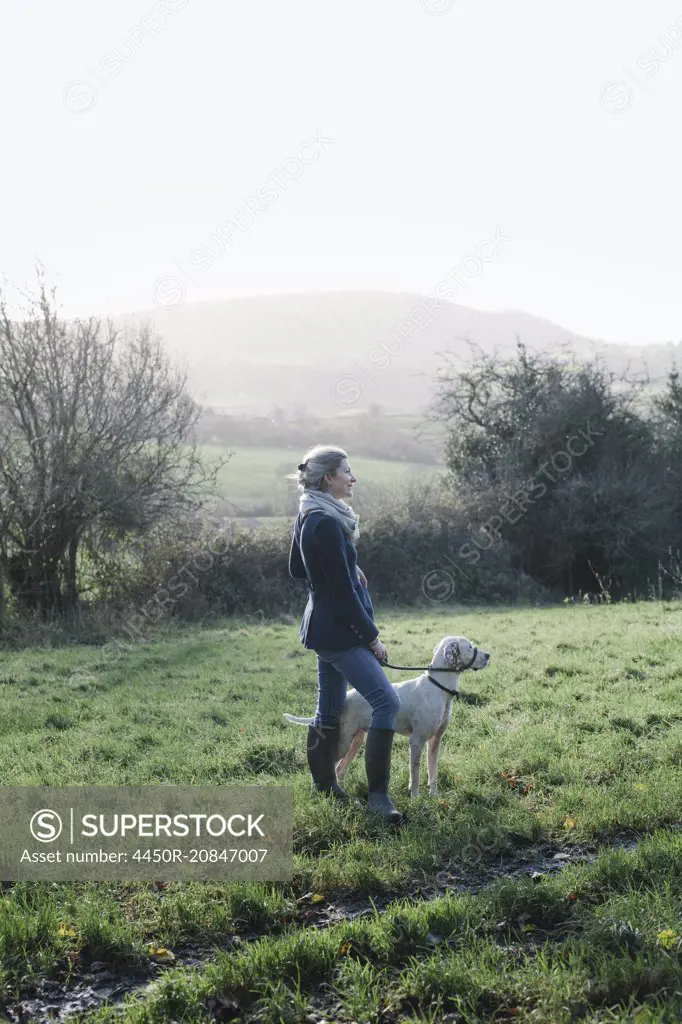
[429,341,673,597]
[0,273,230,616]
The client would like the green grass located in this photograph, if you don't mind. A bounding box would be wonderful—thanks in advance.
[233,515,293,531]
[1,601,682,1020]
[84,832,682,1023]
[197,444,441,504]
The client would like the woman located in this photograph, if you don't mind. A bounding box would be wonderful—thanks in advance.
[288,445,402,824]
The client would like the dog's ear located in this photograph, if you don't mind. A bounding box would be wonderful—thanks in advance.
[443,639,460,666]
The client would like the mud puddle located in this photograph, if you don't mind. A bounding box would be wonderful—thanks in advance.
[1,940,238,1024]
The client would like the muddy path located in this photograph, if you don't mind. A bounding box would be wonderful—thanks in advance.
[3,825,679,1024]
[2,941,238,1024]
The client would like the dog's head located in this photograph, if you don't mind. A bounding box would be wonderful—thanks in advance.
[431,635,491,674]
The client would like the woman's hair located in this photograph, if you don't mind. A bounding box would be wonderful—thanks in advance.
[290,445,348,492]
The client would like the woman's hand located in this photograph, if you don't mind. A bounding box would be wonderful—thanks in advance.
[369,637,387,663]
[358,568,368,588]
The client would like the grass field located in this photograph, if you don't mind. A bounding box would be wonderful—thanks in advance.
[1,602,682,1021]
[232,515,293,531]
[197,444,441,506]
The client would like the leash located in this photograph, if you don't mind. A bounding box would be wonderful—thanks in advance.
[381,647,478,698]
[382,661,455,672]
[382,647,478,674]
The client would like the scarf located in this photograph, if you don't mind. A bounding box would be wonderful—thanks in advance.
[299,488,360,542]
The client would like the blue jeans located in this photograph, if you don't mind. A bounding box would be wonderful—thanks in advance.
[313,645,400,730]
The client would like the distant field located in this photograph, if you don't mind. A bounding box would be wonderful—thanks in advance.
[197,444,442,506]
[233,515,292,531]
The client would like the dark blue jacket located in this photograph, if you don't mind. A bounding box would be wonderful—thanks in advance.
[288,510,379,651]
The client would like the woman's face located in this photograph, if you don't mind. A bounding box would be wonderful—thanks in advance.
[325,458,357,500]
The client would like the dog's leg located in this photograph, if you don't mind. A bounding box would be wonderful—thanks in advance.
[427,730,444,795]
[336,728,365,781]
[409,740,423,798]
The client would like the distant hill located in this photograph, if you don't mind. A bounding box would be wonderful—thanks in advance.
[116,292,682,415]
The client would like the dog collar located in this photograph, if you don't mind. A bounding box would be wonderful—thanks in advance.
[425,646,478,697]
[426,673,460,697]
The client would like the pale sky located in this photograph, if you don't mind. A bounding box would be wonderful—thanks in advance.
[1,0,681,345]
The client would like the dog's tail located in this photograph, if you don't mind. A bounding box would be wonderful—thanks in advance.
[282,713,314,726]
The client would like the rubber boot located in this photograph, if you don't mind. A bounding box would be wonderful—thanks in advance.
[364,727,403,824]
[306,723,349,801]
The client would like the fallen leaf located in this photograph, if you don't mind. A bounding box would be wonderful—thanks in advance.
[57,924,77,938]
[566,892,578,902]
[310,893,325,904]
[148,944,176,960]
[657,929,678,950]
[563,817,577,829]
[338,942,352,955]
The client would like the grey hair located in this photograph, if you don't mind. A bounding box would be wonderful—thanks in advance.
[289,444,348,493]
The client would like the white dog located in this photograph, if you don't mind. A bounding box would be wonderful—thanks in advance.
[284,636,490,797]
